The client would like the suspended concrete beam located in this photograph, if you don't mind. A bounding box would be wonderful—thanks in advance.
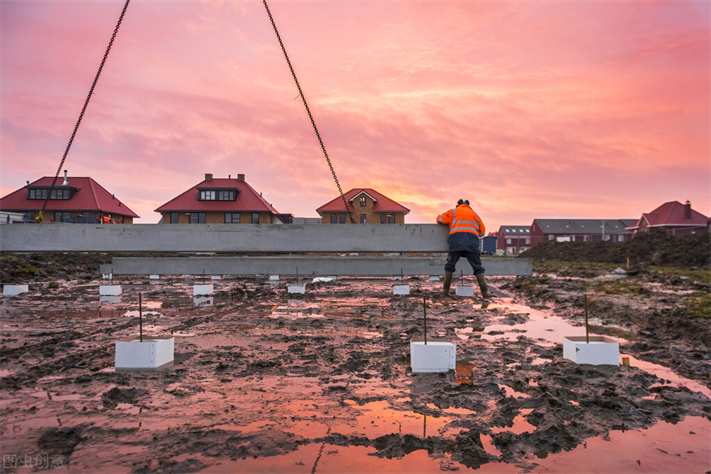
[100,256,532,277]
[0,224,451,253]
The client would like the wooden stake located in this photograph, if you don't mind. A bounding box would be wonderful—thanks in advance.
[139,293,143,342]
[423,296,427,345]
[584,294,589,344]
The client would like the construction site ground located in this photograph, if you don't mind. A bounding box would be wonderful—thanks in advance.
[1,257,710,473]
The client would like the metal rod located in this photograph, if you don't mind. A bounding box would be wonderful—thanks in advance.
[584,294,589,344]
[423,296,427,345]
[139,292,143,342]
[461,269,464,284]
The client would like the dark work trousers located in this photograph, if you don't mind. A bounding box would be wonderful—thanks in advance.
[445,251,485,275]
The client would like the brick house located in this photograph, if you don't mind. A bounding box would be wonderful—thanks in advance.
[626,201,708,237]
[155,174,284,224]
[316,188,409,224]
[0,171,139,223]
[496,225,531,255]
[530,219,635,247]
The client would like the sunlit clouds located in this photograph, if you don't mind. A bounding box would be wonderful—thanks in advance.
[1,1,708,228]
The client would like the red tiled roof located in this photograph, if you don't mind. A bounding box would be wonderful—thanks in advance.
[316,188,410,214]
[0,176,139,217]
[628,201,708,229]
[155,178,281,214]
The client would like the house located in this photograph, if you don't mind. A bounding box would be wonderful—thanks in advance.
[316,188,410,224]
[155,174,284,224]
[530,219,635,247]
[0,171,139,223]
[496,225,531,255]
[626,201,708,237]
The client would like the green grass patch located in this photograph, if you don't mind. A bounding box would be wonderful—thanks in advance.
[593,280,648,295]
[651,267,711,283]
[685,291,711,319]
[47,281,59,289]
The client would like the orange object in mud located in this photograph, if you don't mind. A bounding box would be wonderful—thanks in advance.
[621,357,630,366]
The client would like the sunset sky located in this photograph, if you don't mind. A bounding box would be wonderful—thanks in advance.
[1,0,709,230]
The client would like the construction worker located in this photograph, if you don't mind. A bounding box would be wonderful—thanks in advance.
[436,199,489,298]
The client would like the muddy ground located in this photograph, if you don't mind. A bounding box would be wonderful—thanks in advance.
[0,257,710,473]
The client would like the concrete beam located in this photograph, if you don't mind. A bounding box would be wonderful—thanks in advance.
[0,223,451,253]
[100,256,532,277]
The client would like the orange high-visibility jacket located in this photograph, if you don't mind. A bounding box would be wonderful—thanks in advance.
[436,204,486,237]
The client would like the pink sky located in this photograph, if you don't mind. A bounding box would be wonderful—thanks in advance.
[1,0,709,230]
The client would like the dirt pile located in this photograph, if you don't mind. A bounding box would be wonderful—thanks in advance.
[520,229,710,268]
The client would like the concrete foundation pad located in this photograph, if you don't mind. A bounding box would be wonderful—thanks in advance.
[393,285,410,295]
[149,275,160,280]
[563,336,620,365]
[193,284,213,296]
[288,285,306,294]
[3,285,29,296]
[115,337,174,371]
[100,285,122,296]
[429,276,440,282]
[211,275,222,280]
[456,286,474,297]
[102,256,532,277]
[269,275,280,281]
[393,275,403,280]
[410,337,456,373]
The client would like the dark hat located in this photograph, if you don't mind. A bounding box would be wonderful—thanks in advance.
[457,199,470,206]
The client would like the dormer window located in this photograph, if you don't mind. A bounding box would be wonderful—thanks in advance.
[360,196,367,207]
[198,189,237,201]
[28,187,73,200]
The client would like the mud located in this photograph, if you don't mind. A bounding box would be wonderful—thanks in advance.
[1,269,710,473]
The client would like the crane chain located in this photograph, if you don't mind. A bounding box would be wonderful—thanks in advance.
[39,0,131,221]
[263,0,355,224]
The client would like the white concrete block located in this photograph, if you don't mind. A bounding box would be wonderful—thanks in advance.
[288,284,306,294]
[456,286,474,297]
[100,295,121,304]
[563,336,620,365]
[211,275,222,280]
[102,273,113,280]
[312,277,336,283]
[393,285,410,295]
[3,285,28,296]
[193,284,213,296]
[193,296,213,306]
[410,338,456,373]
[115,337,174,371]
[393,275,403,280]
[100,285,122,296]
[149,275,160,280]
[269,275,280,281]
[429,276,440,282]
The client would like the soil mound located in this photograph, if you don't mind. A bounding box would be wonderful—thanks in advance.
[520,229,709,268]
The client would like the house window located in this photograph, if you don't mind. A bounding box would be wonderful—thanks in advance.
[218,190,236,201]
[54,211,70,222]
[170,212,179,224]
[526,238,530,245]
[29,189,48,200]
[251,213,259,224]
[618,235,625,242]
[506,239,512,245]
[331,214,337,224]
[360,196,367,207]
[50,189,70,200]
[225,213,241,223]
[339,214,345,224]
[380,214,386,224]
[360,214,366,224]
[548,235,555,241]
[190,212,205,224]
[199,190,216,201]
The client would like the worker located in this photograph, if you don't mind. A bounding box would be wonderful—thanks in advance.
[436,199,489,298]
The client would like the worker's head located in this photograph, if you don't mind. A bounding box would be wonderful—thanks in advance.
[457,199,470,206]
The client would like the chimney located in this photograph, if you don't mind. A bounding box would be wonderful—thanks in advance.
[205,173,213,182]
[62,170,68,186]
[237,174,245,182]
[684,200,692,220]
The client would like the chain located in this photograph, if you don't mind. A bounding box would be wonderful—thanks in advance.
[263,0,355,223]
[39,0,131,221]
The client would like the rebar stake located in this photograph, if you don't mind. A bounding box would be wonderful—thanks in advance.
[584,294,589,344]
[423,296,427,345]
[139,293,143,342]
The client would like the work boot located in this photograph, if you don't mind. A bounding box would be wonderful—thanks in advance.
[476,274,490,299]
[443,271,453,296]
